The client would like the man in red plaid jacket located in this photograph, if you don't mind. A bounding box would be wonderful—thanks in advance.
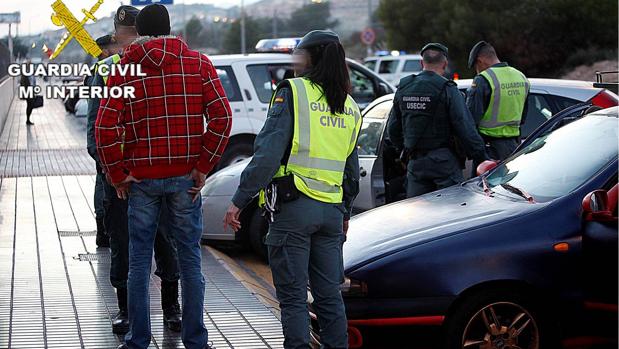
[95,4,231,349]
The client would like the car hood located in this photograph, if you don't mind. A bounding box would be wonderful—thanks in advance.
[343,183,542,271]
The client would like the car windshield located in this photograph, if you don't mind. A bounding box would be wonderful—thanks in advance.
[484,110,618,202]
[357,100,391,156]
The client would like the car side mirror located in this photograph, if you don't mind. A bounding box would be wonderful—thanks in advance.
[582,190,614,222]
[476,160,499,176]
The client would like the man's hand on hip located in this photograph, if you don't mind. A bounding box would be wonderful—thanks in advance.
[113,175,141,200]
[188,168,207,202]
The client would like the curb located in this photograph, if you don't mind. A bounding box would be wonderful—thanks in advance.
[206,246,281,320]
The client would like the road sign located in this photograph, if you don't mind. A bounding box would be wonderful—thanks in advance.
[0,12,20,24]
[360,27,376,46]
[131,0,174,5]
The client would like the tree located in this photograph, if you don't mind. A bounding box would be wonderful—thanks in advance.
[222,17,272,54]
[185,16,204,48]
[377,0,618,77]
[285,2,339,37]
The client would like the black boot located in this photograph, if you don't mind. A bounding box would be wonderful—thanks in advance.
[96,217,110,248]
[112,288,130,334]
[161,280,182,332]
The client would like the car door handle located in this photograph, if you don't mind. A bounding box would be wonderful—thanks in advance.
[244,89,252,101]
[360,167,367,177]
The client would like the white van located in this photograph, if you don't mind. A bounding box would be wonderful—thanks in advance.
[363,54,423,87]
[209,53,395,170]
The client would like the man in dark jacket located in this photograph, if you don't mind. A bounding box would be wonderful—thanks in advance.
[388,43,488,198]
[19,60,36,126]
[86,34,115,248]
[96,4,232,349]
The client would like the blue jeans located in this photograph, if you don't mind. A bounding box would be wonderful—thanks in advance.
[124,174,208,349]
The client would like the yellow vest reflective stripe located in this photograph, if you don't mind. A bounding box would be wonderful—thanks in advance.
[479,66,529,138]
[95,54,121,84]
[263,78,362,204]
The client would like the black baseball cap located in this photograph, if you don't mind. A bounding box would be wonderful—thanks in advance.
[468,41,489,69]
[114,5,139,27]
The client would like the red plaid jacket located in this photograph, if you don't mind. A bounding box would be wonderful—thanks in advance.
[95,36,232,183]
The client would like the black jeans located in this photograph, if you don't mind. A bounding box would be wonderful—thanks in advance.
[103,180,180,290]
[26,98,34,120]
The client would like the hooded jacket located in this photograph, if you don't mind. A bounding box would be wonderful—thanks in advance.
[95,36,232,183]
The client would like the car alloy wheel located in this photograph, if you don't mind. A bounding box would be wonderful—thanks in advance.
[462,301,539,349]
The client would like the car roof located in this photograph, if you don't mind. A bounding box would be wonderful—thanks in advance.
[364,54,422,61]
[209,53,292,65]
[456,78,602,101]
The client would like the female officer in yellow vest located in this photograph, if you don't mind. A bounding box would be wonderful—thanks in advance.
[224,30,362,349]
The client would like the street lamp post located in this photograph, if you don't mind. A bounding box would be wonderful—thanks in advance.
[367,0,372,56]
[240,0,246,55]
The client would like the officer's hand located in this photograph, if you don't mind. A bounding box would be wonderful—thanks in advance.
[224,204,242,232]
[113,175,140,200]
[343,219,350,239]
[188,168,207,202]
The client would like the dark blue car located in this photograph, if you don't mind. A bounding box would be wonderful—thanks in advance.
[310,106,618,348]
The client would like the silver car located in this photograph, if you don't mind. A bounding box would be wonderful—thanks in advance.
[201,78,618,257]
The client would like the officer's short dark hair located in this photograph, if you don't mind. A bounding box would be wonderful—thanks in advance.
[477,43,497,59]
[422,49,447,65]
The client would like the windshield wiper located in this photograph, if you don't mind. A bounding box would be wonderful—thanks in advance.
[500,183,535,203]
[481,175,492,195]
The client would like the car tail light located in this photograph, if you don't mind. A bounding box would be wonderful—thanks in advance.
[589,90,619,108]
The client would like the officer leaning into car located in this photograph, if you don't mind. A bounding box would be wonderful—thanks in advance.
[466,41,530,162]
[86,5,182,336]
[224,30,362,349]
[387,43,488,198]
[86,34,116,249]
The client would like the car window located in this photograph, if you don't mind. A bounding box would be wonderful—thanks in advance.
[553,95,582,110]
[521,94,554,138]
[379,60,398,74]
[364,60,377,71]
[357,120,386,156]
[349,67,376,108]
[486,111,618,202]
[363,99,392,119]
[215,66,242,102]
[246,64,294,103]
[402,59,422,72]
[357,101,392,156]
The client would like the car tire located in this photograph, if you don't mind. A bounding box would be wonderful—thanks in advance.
[442,288,558,349]
[248,208,268,261]
[216,140,253,172]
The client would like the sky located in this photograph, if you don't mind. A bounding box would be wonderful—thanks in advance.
[0,0,261,37]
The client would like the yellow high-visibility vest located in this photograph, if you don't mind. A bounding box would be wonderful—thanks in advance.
[479,66,529,138]
[261,77,362,204]
[94,54,121,84]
